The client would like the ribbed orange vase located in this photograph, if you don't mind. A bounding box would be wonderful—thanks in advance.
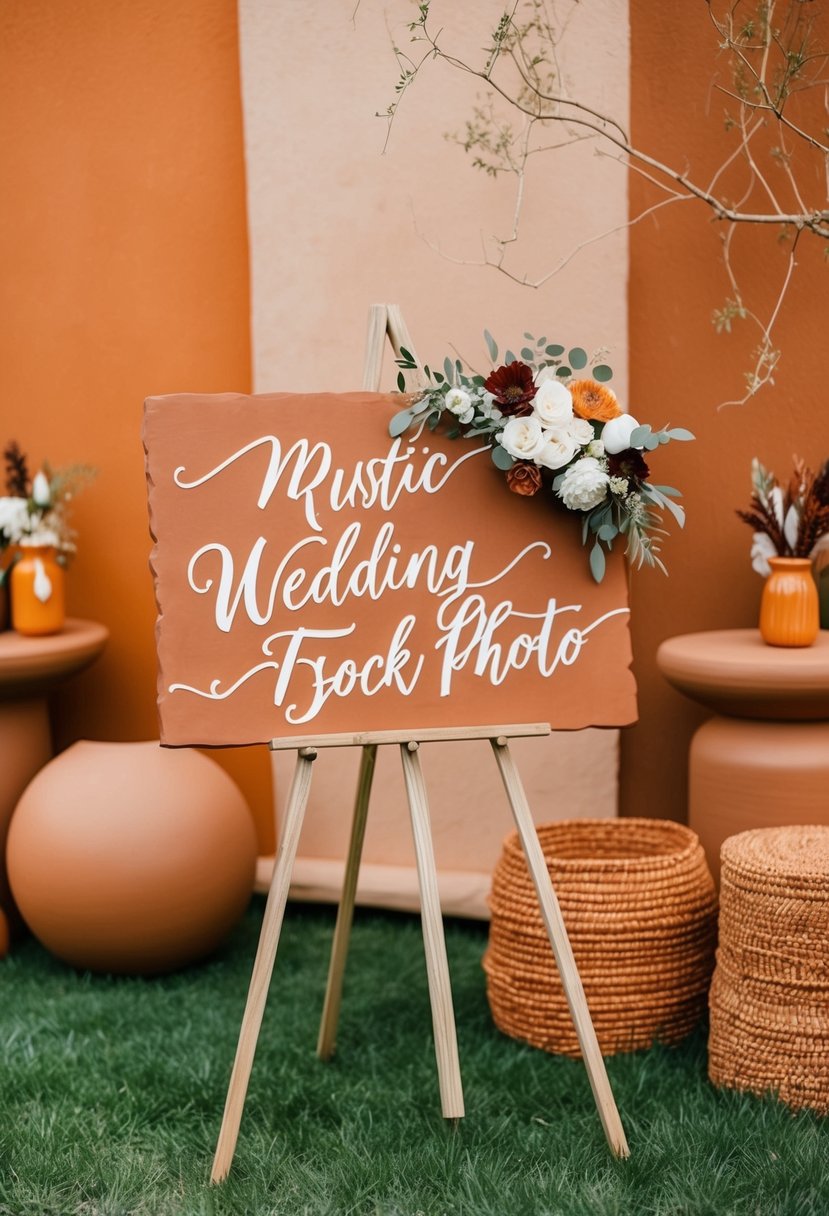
[10,546,65,637]
[759,557,819,648]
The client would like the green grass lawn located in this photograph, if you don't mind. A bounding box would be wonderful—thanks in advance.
[0,898,826,1216]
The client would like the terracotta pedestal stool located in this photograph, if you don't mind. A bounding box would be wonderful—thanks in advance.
[657,630,829,884]
[0,620,108,916]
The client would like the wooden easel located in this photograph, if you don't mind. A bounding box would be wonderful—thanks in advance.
[210,306,629,1183]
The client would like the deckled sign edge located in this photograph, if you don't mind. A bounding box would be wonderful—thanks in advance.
[143,391,639,747]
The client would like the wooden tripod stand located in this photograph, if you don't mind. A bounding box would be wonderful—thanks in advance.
[210,306,629,1182]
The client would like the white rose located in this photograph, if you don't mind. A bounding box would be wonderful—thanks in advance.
[602,413,641,455]
[557,457,610,511]
[534,365,560,387]
[587,439,605,459]
[532,380,573,427]
[0,496,30,543]
[499,415,546,461]
[537,428,580,470]
[444,387,474,424]
[565,417,594,446]
[750,531,777,577]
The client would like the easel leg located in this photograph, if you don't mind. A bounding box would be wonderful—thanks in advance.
[399,742,465,1120]
[211,748,317,1183]
[490,738,630,1159]
[317,743,377,1061]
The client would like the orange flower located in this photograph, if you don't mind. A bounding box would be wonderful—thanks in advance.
[505,461,543,496]
[569,379,621,422]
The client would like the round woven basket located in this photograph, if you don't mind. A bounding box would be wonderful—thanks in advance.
[484,818,717,1057]
[708,825,829,1114]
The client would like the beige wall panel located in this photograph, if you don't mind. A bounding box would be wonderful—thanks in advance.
[240,0,630,913]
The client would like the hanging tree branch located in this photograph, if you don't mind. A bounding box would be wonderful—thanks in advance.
[381,0,829,404]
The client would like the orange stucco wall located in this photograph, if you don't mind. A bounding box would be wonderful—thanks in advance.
[624,4,829,818]
[0,1,274,850]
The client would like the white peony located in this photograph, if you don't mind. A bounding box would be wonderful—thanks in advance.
[0,496,30,543]
[499,415,546,461]
[532,380,573,427]
[602,413,641,455]
[537,427,580,470]
[750,531,777,577]
[444,387,474,424]
[557,457,610,511]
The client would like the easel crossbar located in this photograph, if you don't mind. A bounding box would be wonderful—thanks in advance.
[269,724,551,751]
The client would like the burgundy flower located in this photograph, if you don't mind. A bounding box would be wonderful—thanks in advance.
[484,361,536,417]
[608,449,650,483]
[506,461,543,496]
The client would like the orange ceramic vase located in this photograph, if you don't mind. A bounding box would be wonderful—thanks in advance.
[759,557,819,648]
[10,546,65,636]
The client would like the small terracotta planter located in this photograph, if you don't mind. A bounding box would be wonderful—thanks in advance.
[759,556,819,648]
[10,546,65,637]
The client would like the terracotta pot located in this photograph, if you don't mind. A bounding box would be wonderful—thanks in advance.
[7,740,257,974]
[759,557,819,648]
[10,546,65,636]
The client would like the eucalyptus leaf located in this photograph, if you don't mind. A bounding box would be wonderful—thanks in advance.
[592,364,613,382]
[651,484,682,498]
[399,347,414,364]
[590,542,606,583]
[434,372,445,384]
[396,371,406,393]
[491,445,513,470]
[388,409,413,438]
[598,523,619,542]
[644,434,660,451]
[523,332,535,341]
[505,350,517,365]
[666,427,696,441]
[484,329,499,362]
[427,412,440,431]
[556,366,571,379]
[443,357,454,383]
[537,336,547,347]
[644,484,687,528]
[520,347,534,361]
[568,347,588,370]
[628,425,652,447]
[546,344,565,357]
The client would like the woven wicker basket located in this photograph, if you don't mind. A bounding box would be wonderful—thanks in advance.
[484,818,717,1057]
[708,825,829,1115]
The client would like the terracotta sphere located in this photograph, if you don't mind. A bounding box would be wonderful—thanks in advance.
[7,741,257,974]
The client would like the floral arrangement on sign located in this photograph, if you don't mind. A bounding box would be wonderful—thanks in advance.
[0,440,95,571]
[737,456,829,577]
[389,332,694,581]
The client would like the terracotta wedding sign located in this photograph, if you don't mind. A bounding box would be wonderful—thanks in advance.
[143,392,637,746]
